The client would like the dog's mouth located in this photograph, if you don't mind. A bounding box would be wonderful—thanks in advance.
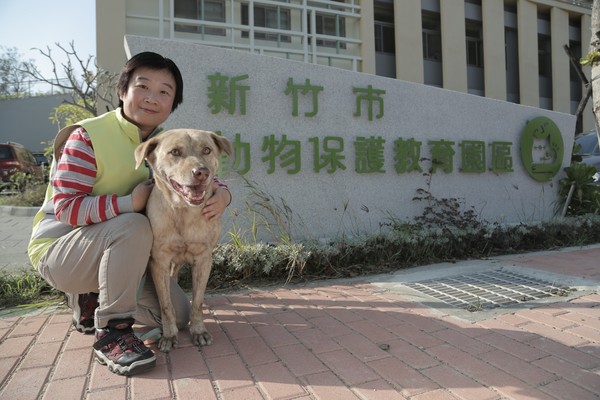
[169,179,206,206]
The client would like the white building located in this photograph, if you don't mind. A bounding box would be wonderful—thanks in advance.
[96,0,594,131]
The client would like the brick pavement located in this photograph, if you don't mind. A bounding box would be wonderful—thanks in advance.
[1,246,600,400]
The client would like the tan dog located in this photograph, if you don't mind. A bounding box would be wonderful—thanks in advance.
[134,129,232,352]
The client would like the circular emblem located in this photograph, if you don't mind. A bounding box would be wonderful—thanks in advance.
[520,117,564,182]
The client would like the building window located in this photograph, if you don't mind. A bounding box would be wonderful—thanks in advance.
[466,22,483,68]
[375,22,395,54]
[422,13,442,61]
[538,35,551,78]
[174,0,226,36]
[241,3,291,42]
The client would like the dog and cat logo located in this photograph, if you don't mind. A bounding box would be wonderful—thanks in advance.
[520,116,565,182]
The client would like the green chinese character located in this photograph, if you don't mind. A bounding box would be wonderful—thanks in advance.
[393,138,423,173]
[207,72,250,115]
[354,136,386,173]
[309,136,346,173]
[261,134,301,174]
[230,133,251,175]
[460,140,486,173]
[491,141,513,172]
[353,85,385,121]
[428,140,455,173]
[285,78,323,117]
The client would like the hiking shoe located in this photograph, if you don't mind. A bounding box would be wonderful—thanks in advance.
[93,318,156,376]
[68,292,99,334]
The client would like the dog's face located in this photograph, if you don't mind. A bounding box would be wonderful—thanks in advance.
[135,129,232,207]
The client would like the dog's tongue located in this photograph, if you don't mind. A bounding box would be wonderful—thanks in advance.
[182,185,206,204]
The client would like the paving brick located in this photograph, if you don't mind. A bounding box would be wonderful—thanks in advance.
[234,336,278,367]
[205,354,254,392]
[421,364,500,400]
[52,348,93,380]
[198,324,237,359]
[430,328,495,356]
[518,320,590,347]
[565,324,600,343]
[273,343,328,377]
[527,336,600,369]
[254,323,299,348]
[0,366,50,400]
[345,319,398,343]
[250,361,307,399]
[425,344,499,380]
[559,311,600,330]
[85,387,127,400]
[410,388,459,400]
[333,332,390,363]
[169,345,210,379]
[385,338,440,370]
[88,359,127,391]
[0,356,18,386]
[173,376,218,400]
[351,379,408,400]
[9,315,47,337]
[37,319,71,344]
[130,359,172,399]
[476,367,556,400]
[303,371,361,400]
[518,309,579,330]
[475,318,538,342]
[387,323,445,349]
[42,376,87,400]
[220,319,259,340]
[533,355,600,393]
[316,349,380,385]
[310,315,355,338]
[475,331,548,361]
[0,335,34,358]
[271,309,312,331]
[367,356,438,397]
[64,329,95,351]
[292,327,343,354]
[219,384,265,400]
[478,349,558,387]
[20,341,62,369]
[539,378,600,400]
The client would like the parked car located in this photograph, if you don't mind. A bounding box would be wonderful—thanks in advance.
[32,152,51,167]
[0,142,43,190]
[573,130,600,183]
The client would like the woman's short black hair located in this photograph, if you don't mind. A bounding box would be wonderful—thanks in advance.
[117,51,184,112]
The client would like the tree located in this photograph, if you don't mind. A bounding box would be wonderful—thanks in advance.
[590,1,600,142]
[0,46,36,97]
[19,41,118,125]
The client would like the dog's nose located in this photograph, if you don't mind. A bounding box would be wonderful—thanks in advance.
[192,166,209,180]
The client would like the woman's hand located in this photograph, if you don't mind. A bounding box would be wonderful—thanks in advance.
[203,185,231,221]
[131,179,154,212]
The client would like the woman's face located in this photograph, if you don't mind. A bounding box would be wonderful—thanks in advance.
[119,67,177,138]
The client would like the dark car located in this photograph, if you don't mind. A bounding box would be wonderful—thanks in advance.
[574,130,600,182]
[32,152,51,167]
[0,142,43,190]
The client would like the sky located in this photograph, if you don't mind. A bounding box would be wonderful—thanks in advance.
[0,0,96,81]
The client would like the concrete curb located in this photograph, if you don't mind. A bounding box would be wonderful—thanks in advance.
[0,205,38,217]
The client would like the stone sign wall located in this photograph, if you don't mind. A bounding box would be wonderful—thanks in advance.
[125,35,577,242]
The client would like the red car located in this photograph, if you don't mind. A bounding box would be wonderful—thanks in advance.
[0,142,43,190]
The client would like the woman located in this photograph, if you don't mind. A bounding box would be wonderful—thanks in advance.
[28,52,231,376]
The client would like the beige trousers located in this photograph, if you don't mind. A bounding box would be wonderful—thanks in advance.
[37,213,190,329]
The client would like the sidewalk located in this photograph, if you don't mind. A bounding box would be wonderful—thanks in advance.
[1,243,599,399]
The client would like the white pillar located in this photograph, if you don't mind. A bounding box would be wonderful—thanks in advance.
[482,0,507,101]
[440,0,468,92]
[517,0,540,107]
[393,0,423,83]
[551,7,570,113]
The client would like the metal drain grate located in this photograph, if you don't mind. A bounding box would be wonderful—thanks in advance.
[403,269,571,311]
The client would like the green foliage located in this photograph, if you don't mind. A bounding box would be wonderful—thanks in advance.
[50,99,95,130]
[580,50,600,66]
[0,270,60,308]
[558,163,600,216]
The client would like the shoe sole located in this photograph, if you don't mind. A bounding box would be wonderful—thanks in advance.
[94,350,156,376]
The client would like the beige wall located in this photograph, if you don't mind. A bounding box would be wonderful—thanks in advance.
[393,0,423,83]
[517,0,540,107]
[359,1,376,75]
[440,0,468,92]
[551,7,570,113]
[482,0,507,101]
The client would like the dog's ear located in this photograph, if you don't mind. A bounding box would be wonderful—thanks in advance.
[134,137,160,169]
[210,132,233,157]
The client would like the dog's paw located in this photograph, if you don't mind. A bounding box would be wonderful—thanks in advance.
[192,330,213,347]
[158,335,178,353]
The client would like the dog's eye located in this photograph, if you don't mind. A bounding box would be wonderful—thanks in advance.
[202,147,211,155]
[169,149,181,157]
